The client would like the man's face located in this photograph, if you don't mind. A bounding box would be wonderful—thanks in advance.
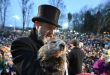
[36,22,56,43]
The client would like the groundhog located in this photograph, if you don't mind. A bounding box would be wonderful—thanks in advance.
[38,39,67,75]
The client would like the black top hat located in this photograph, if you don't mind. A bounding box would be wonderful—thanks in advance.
[32,4,61,27]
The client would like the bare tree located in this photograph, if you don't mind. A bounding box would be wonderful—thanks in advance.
[0,0,10,29]
[95,1,110,34]
[98,15,109,34]
[25,2,34,29]
[72,13,81,32]
[96,12,110,34]
[68,12,72,29]
[71,6,89,32]
[19,0,34,31]
[48,0,66,26]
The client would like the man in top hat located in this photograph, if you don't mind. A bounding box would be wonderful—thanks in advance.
[11,4,61,75]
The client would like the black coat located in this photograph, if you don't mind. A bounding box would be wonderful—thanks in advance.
[67,47,85,75]
[11,28,45,75]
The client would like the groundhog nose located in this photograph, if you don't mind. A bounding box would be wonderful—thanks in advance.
[59,43,65,49]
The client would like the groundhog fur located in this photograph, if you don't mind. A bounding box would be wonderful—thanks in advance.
[37,39,67,75]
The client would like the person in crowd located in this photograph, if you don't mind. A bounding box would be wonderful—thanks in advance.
[93,54,106,75]
[0,52,4,74]
[105,62,110,75]
[67,39,85,75]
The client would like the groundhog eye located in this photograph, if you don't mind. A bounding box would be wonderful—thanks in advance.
[51,41,56,43]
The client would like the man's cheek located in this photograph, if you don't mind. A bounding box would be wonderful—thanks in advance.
[40,29,46,35]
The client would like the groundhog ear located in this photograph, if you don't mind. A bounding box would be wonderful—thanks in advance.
[37,50,43,60]
[37,54,44,61]
[37,52,42,60]
[37,54,41,60]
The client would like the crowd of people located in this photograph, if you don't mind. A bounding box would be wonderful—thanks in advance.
[0,29,110,75]
[0,30,29,75]
[63,31,110,75]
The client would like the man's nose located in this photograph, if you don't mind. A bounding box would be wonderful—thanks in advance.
[45,30,53,36]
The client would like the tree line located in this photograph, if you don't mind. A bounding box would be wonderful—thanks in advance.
[68,1,110,34]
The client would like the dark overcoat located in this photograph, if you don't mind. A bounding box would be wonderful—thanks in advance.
[11,28,46,75]
[67,47,85,75]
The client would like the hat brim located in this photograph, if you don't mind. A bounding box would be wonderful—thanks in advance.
[32,16,61,28]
